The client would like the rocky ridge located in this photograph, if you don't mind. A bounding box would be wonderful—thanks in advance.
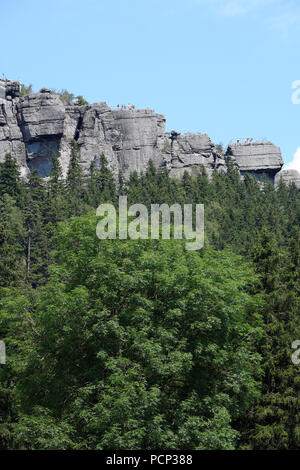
[0,79,295,185]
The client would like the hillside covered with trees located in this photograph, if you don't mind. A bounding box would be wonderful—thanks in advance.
[0,147,299,450]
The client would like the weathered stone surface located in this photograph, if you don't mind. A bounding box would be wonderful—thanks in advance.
[275,169,300,189]
[226,141,283,184]
[16,90,65,175]
[17,91,65,142]
[105,108,166,178]
[59,105,82,178]
[0,80,20,99]
[0,98,28,177]
[0,79,287,184]
[61,105,166,179]
[163,133,225,178]
[0,86,5,100]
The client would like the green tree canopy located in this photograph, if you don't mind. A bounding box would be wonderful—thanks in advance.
[12,215,263,450]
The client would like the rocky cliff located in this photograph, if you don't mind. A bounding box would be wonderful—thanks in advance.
[226,141,284,185]
[0,79,289,184]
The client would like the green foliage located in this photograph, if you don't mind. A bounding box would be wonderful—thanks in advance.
[75,95,88,106]
[0,195,26,287]
[0,151,299,450]
[58,89,75,104]
[87,155,116,206]
[215,143,224,153]
[0,154,23,205]
[24,170,49,287]
[240,230,300,450]
[19,84,33,97]
[12,216,262,449]
[66,141,85,215]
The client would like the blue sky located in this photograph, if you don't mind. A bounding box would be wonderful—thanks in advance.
[2,0,300,169]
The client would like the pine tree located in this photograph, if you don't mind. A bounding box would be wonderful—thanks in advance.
[45,154,66,223]
[49,153,63,189]
[86,155,116,207]
[24,171,49,287]
[0,154,23,206]
[118,170,126,196]
[0,195,26,287]
[66,141,84,215]
[242,229,300,449]
[66,142,83,194]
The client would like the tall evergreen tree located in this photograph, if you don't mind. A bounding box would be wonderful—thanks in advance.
[45,154,66,225]
[241,230,300,449]
[0,154,23,206]
[0,195,26,287]
[66,141,84,215]
[86,155,116,207]
[24,171,49,287]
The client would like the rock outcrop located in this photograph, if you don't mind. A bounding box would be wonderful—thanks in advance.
[163,133,226,179]
[226,141,283,184]
[0,80,28,177]
[275,169,300,189]
[17,89,66,176]
[0,79,286,183]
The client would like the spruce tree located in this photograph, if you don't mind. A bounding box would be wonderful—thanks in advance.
[86,155,116,207]
[66,141,84,215]
[0,195,26,287]
[242,230,300,449]
[0,154,23,206]
[24,170,49,287]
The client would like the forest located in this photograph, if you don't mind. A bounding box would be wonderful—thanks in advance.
[0,144,299,450]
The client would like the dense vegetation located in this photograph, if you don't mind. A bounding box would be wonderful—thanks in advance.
[0,149,299,449]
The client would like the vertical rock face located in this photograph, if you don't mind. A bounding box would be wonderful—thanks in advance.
[0,79,287,184]
[17,89,66,176]
[0,80,28,177]
[0,79,21,99]
[164,133,226,179]
[226,141,283,184]
[75,106,166,179]
[275,169,300,189]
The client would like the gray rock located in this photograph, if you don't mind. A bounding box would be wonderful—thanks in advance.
[17,92,65,142]
[0,80,20,99]
[0,98,28,177]
[0,79,287,184]
[0,86,5,100]
[226,141,283,184]
[275,169,300,189]
[16,91,65,175]
[39,88,52,94]
[165,133,223,178]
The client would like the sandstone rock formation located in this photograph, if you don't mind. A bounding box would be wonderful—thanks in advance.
[226,141,283,185]
[163,133,226,179]
[17,89,66,176]
[0,80,28,177]
[275,169,300,189]
[0,79,286,184]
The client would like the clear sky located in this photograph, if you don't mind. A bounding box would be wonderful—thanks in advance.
[2,0,300,169]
